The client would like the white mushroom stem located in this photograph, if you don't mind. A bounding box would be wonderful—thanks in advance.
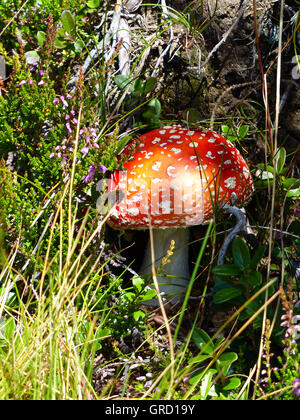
[140,227,190,306]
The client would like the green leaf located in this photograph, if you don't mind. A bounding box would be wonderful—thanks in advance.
[133,310,145,322]
[54,27,68,49]
[87,0,100,8]
[141,288,156,301]
[115,135,133,155]
[286,187,300,199]
[74,40,84,52]
[96,327,111,339]
[131,79,143,96]
[61,10,76,38]
[222,376,241,391]
[142,98,161,119]
[182,108,202,123]
[232,237,251,268]
[243,270,262,287]
[259,171,274,180]
[212,264,242,276]
[274,147,286,174]
[282,177,300,189]
[217,352,238,376]
[199,369,217,398]
[192,328,215,354]
[250,245,266,269]
[143,77,157,95]
[189,368,217,387]
[114,75,131,90]
[132,275,143,292]
[221,125,231,135]
[37,31,46,48]
[218,351,238,364]
[213,287,243,304]
[188,354,212,364]
[238,125,249,138]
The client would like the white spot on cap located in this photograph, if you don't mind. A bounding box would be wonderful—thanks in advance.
[224,159,232,165]
[208,137,216,143]
[224,177,236,189]
[171,148,181,154]
[159,130,166,134]
[152,161,162,171]
[142,151,154,159]
[152,178,162,184]
[243,166,250,179]
[152,137,161,144]
[206,151,215,159]
[189,142,198,147]
[170,135,181,139]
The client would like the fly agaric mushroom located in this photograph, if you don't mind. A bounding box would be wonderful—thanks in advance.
[106,125,254,305]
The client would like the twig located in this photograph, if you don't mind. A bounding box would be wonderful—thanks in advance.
[124,0,143,13]
[0,0,31,39]
[217,193,248,266]
[151,0,174,77]
[67,0,123,90]
[209,81,257,130]
[117,18,131,76]
[203,1,247,69]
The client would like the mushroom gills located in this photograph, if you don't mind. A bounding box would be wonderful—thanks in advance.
[140,227,190,306]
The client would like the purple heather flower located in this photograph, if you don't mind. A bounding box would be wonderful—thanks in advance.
[66,93,72,99]
[37,80,44,86]
[81,163,96,184]
[99,164,107,173]
[60,95,68,107]
[19,80,27,86]
[292,378,300,397]
[53,98,59,104]
[28,79,33,85]
[144,380,153,388]
[39,70,44,76]
[81,145,89,156]
[65,114,70,120]
[66,122,72,134]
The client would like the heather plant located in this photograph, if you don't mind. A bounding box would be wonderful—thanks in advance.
[258,283,300,400]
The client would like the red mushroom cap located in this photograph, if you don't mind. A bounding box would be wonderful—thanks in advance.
[107,125,254,229]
